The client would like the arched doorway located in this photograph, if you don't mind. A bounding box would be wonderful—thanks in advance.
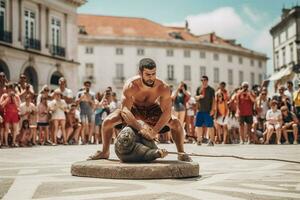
[24,66,38,92]
[50,71,63,87]
[0,60,10,80]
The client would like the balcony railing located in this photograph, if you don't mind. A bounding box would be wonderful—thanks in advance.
[50,45,66,57]
[24,37,41,50]
[0,30,12,43]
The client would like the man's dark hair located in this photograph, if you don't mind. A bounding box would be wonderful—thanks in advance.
[220,81,226,86]
[287,81,293,86]
[139,58,156,72]
[202,75,208,81]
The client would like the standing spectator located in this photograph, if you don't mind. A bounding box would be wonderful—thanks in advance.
[56,77,73,104]
[195,76,215,146]
[281,106,298,144]
[20,95,37,145]
[76,81,95,144]
[214,92,229,144]
[15,74,34,102]
[185,96,196,142]
[109,92,120,113]
[236,82,256,144]
[37,96,50,145]
[217,82,229,101]
[36,85,51,105]
[293,83,300,119]
[276,86,291,111]
[172,82,190,126]
[49,90,68,145]
[265,100,282,144]
[0,72,7,146]
[0,83,21,147]
[94,94,110,144]
[285,81,294,103]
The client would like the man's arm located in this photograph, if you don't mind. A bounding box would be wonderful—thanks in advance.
[153,85,172,133]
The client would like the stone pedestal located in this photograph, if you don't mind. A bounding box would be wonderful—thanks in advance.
[71,159,199,179]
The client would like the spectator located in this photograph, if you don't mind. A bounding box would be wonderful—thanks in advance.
[37,96,51,145]
[76,81,95,144]
[195,75,215,146]
[236,82,256,144]
[215,92,229,144]
[18,119,32,147]
[0,83,21,147]
[56,77,73,104]
[285,81,294,103]
[66,103,81,144]
[0,72,7,146]
[109,91,120,113]
[185,96,196,142]
[49,90,68,145]
[36,85,51,105]
[275,85,291,111]
[172,82,190,126]
[281,106,298,144]
[94,94,110,144]
[293,83,300,119]
[15,74,34,102]
[265,100,282,144]
[217,82,229,101]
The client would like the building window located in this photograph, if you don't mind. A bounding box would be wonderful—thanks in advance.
[200,51,206,58]
[239,71,244,84]
[258,61,262,68]
[24,9,36,40]
[228,69,233,85]
[116,63,124,78]
[251,72,255,86]
[0,0,6,32]
[213,53,219,61]
[290,43,294,62]
[250,59,254,66]
[85,46,93,54]
[213,67,219,83]
[167,65,174,80]
[167,49,174,57]
[116,48,123,55]
[282,47,286,65]
[184,65,191,81]
[51,18,61,47]
[200,66,206,79]
[137,48,144,56]
[85,63,94,79]
[228,55,232,63]
[275,51,279,69]
[238,57,243,64]
[184,50,191,58]
[258,74,263,84]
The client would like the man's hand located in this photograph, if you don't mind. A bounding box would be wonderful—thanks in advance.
[139,124,157,140]
[210,109,215,116]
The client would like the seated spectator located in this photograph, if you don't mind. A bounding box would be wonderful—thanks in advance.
[281,106,298,144]
[66,103,81,145]
[49,90,68,145]
[265,100,282,144]
[17,119,32,147]
[214,92,229,144]
[0,83,21,147]
[227,111,239,144]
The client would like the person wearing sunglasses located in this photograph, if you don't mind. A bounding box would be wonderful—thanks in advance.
[281,106,298,144]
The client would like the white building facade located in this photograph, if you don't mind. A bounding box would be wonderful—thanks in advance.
[78,15,267,95]
[0,0,85,92]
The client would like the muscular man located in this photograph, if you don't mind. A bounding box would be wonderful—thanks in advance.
[89,58,191,161]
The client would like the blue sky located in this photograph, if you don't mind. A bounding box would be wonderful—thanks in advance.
[78,0,300,74]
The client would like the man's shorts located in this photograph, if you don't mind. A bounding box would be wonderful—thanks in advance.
[80,113,94,124]
[239,116,253,124]
[195,112,214,128]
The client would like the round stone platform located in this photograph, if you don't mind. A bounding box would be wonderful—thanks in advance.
[71,159,199,179]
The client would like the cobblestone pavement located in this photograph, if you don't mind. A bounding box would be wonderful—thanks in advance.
[0,144,299,200]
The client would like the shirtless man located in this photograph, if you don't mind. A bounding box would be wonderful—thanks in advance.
[89,58,191,161]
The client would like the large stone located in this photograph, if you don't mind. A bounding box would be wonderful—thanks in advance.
[71,159,199,179]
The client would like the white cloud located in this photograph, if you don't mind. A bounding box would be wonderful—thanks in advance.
[242,5,261,22]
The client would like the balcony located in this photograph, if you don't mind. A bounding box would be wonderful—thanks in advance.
[113,77,125,88]
[24,38,41,51]
[0,30,12,43]
[50,45,66,57]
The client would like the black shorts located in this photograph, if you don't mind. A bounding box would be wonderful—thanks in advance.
[239,116,253,124]
[37,122,49,127]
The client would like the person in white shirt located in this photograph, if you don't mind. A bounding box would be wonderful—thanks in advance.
[57,77,73,104]
[265,100,282,144]
[49,90,68,145]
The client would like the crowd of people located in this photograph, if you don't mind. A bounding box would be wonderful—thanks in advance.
[0,71,299,148]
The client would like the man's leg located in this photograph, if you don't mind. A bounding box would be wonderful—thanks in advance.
[239,123,245,144]
[89,109,122,159]
[292,124,298,144]
[195,127,203,144]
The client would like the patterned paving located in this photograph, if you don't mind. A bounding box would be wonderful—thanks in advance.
[0,144,299,200]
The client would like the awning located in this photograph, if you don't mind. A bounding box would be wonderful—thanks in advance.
[267,66,294,81]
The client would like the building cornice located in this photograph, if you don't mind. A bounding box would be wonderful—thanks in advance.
[79,35,268,60]
[63,0,87,7]
[270,9,299,34]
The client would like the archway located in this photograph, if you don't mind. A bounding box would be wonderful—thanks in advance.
[24,66,38,92]
[0,60,10,80]
[50,71,63,87]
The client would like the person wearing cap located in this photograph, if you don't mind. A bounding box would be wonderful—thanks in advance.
[15,74,34,102]
[236,82,256,144]
[76,80,95,144]
[48,89,68,145]
[56,77,73,104]
[281,106,298,144]
[293,83,300,119]
[265,100,282,144]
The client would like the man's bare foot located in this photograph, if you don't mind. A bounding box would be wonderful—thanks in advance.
[177,152,193,162]
[87,150,109,160]
[158,149,168,158]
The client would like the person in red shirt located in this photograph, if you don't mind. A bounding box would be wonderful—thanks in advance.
[0,83,21,147]
[236,82,256,144]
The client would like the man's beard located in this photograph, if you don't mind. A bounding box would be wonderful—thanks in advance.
[142,78,155,87]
